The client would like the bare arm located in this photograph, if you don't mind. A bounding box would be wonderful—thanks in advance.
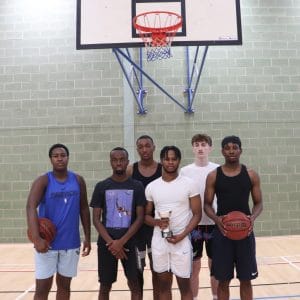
[144,201,170,230]
[26,175,49,252]
[167,194,202,244]
[204,170,225,235]
[92,207,114,244]
[126,164,133,177]
[93,204,145,259]
[92,207,129,259]
[248,168,263,230]
[77,174,91,257]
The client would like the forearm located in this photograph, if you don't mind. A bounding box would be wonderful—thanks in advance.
[251,202,263,220]
[145,214,160,227]
[119,215,144,245]
[204,203,219,223]
[93,220,113,244]
[179,213,201,239]
[26,201,41,241]
[80,207,91,242]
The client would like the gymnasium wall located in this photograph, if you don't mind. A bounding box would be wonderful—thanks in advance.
[0,0,299,242]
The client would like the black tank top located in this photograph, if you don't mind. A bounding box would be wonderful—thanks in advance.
[132,162,162,242]
[132,162,162,188]
[215,164,252,216]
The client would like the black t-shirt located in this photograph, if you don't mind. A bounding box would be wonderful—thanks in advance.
[90,177,146,239]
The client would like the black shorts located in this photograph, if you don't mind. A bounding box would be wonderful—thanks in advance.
[135,224,154,270]
[190,225,215,260]
[97,236,141,284]
[211,228,258,281]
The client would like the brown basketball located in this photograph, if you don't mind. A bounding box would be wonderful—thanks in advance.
[222,211,251,240]
[27,218,56,244]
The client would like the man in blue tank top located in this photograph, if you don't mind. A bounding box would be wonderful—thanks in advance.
[26,143,91,300]
[126,135,162,300]
[204,136,263,300]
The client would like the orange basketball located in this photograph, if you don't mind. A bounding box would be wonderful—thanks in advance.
[222,211,251,240]
[27,218,56,244]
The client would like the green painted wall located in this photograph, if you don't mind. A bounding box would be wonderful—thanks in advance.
[0,0,299,242]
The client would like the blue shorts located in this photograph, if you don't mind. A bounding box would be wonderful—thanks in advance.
[211,228,258,281]
[35,248,80,279]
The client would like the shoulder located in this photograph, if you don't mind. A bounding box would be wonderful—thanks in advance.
[67,170,86,185]
[178,175,200,195]
[178,174,193,182]
[29,173,49,195]
[245,165,260,182]
[177,174,198,187]
[180,163,194,172]
[71,171,84,181]
[126,163,135,176]
[208,162,219,169]
[33,173,49,186]
[145,176,161,189]
[128,177,144,188]
[207,168,218,181]
[93,177,111,189]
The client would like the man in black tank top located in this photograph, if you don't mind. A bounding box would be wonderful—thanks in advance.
[127,135,162,300]
[204,136,263,300]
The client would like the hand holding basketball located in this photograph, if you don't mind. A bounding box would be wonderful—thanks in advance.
[222,211,251,240]
[27,217,56,245]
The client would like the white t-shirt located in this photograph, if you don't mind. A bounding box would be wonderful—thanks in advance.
[180,162,219,225]
[145,175,199,236]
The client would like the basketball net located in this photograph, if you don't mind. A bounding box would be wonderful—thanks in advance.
[133,11,182,62]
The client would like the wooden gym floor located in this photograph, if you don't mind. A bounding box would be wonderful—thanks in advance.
[0,235,299,300]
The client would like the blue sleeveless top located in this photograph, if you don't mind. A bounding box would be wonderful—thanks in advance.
[38,171,81,250]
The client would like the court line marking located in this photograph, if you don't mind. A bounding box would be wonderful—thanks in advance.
[281,256,300,272]
[15,284,35,300]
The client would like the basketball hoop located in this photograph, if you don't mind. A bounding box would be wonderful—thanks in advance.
[133,11,182,62]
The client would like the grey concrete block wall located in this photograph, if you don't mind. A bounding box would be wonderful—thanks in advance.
[0,0,299,242]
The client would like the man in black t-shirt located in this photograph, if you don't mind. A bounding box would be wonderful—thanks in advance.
[91,147,146,300]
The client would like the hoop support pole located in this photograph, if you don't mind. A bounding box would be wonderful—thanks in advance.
[113,46,209,114]
[184,46,209,113]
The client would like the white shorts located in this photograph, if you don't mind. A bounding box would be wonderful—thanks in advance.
[35,248,80,279]
[151,234,192,278]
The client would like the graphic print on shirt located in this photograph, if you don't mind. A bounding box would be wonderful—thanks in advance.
[50,190,79,204]
[105,189,133,228]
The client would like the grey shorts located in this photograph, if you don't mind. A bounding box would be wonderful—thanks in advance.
[34,248,80,279]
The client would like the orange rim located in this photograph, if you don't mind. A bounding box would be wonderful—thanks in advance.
[133,11,182,34]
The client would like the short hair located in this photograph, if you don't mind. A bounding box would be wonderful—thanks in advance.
[191,134,212,146]
[160,145,181,160]
[136,135,154,145]
[48,143,69,157]
[110,147,129,158]
[221,135,242,148]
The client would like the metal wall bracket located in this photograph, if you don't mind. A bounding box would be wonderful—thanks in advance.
[113,46,208,114]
